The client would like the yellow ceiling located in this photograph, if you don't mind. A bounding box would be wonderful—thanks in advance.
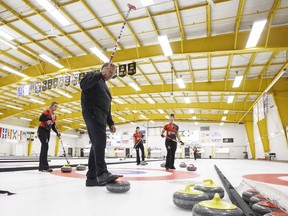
[0,0,287,131]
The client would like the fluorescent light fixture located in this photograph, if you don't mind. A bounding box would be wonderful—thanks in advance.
[146,98,155,104]
[80,123,86,127]
[78,128,87,132]
[232,75,243,88]
[223,110,229,114]
[141,0,154,6]
[220,122,224,126]
[189,109,195,114]
[176,78,185,89]
[57,90,72,98]
[165,115,169,119]
[221,116,227,121]
[246,19,267,48]
[49,10,71,26]
[114,99,124,104]
[20,117,32,121]
[30,98,46,105]
[90,47,109,63]
[195,122,198,125]
[227,95,234,104]
[192,116,197,120]
[2,66,28,78]
[60,108,72,113]
[0,112,3,115]
[184,97,190,103]
[63,119,73,123]
[130,122,135,125]
[35,0,71,26]
[132,110,138,113]
[129,83,141,91]
[6,104,23,110]
[139,115,147,119]
[63,126,72,129]
[39,54,64,68]
[0,38,17,49]
[150,120,155,123]
[158,109,164,114]
[118,117,126,121]
[0,29,14,40]
[158,35,173,56]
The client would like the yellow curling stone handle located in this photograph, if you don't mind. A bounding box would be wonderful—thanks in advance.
[199,193,237,210]
[178,184,204,195]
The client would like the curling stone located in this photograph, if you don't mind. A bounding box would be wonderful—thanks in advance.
[249,194,266,207]
[242,189,259,203]
[194,179,224,199]
[192,193,243,216]
[61,164,72,173]
[76,164,86,171]
[263,210,288,216]
[160,162,165,167]
[173,184,209,210]
[252,201,280,216]
[106,180,130,193]
[179,162,187,168]
[187,164,197,171]
[140,161,148,166]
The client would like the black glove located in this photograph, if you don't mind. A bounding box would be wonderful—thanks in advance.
[180,141,184,145]
[161,134,165,138]
[57,132,61,138]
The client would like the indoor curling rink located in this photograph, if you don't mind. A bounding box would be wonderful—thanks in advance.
[1,157,288,216]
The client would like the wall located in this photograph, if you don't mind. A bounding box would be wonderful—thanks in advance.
[0,120,78,157]
[252,94,288,160]
[77,121,248,159]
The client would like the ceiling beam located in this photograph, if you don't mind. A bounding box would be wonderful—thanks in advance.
[2,77,288,120]
[1,25,287,88]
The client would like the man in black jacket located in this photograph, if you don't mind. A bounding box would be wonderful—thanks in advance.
[80,63,118,186]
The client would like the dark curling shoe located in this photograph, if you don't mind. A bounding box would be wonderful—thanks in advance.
[97,172,119,185]
[39,168,53,172]
[86,178,106,187]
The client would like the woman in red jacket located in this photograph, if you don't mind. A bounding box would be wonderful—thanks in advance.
[133,126,145,165]
[161,114,183,170]
[37,102,61,172]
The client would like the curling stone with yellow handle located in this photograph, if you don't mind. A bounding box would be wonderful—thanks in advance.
[194,179,225,199]
[192,193,243,216]
[61,163,72,173]
[173,184,209,210]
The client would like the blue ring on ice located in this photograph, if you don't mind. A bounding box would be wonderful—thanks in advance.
[111,170,146,175]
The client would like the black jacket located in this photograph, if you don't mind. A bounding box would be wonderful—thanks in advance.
[80,71,114,127]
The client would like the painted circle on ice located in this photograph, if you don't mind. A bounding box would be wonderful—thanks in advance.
[243,174,288,186]
[51,168,199,181]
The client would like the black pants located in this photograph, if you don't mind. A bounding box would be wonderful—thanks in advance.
[135,142,145,164]
[194,152,197,160]
[82,110,108,179]
[38,127,51,170]
[165,139,177,168]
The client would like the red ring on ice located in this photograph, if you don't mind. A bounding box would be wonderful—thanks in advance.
[243,174,288,186]
[51,167,199,181]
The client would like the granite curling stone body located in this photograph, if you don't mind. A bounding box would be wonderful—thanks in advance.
[76,164,86,171]
[194,179,224,199]
[173,184,209,210]
[106,180,130,193]
[61,164,72,173]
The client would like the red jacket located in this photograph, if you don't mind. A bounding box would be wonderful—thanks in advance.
[163,123,179,140]
[133,131,143,144]
[39,109,57,133]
